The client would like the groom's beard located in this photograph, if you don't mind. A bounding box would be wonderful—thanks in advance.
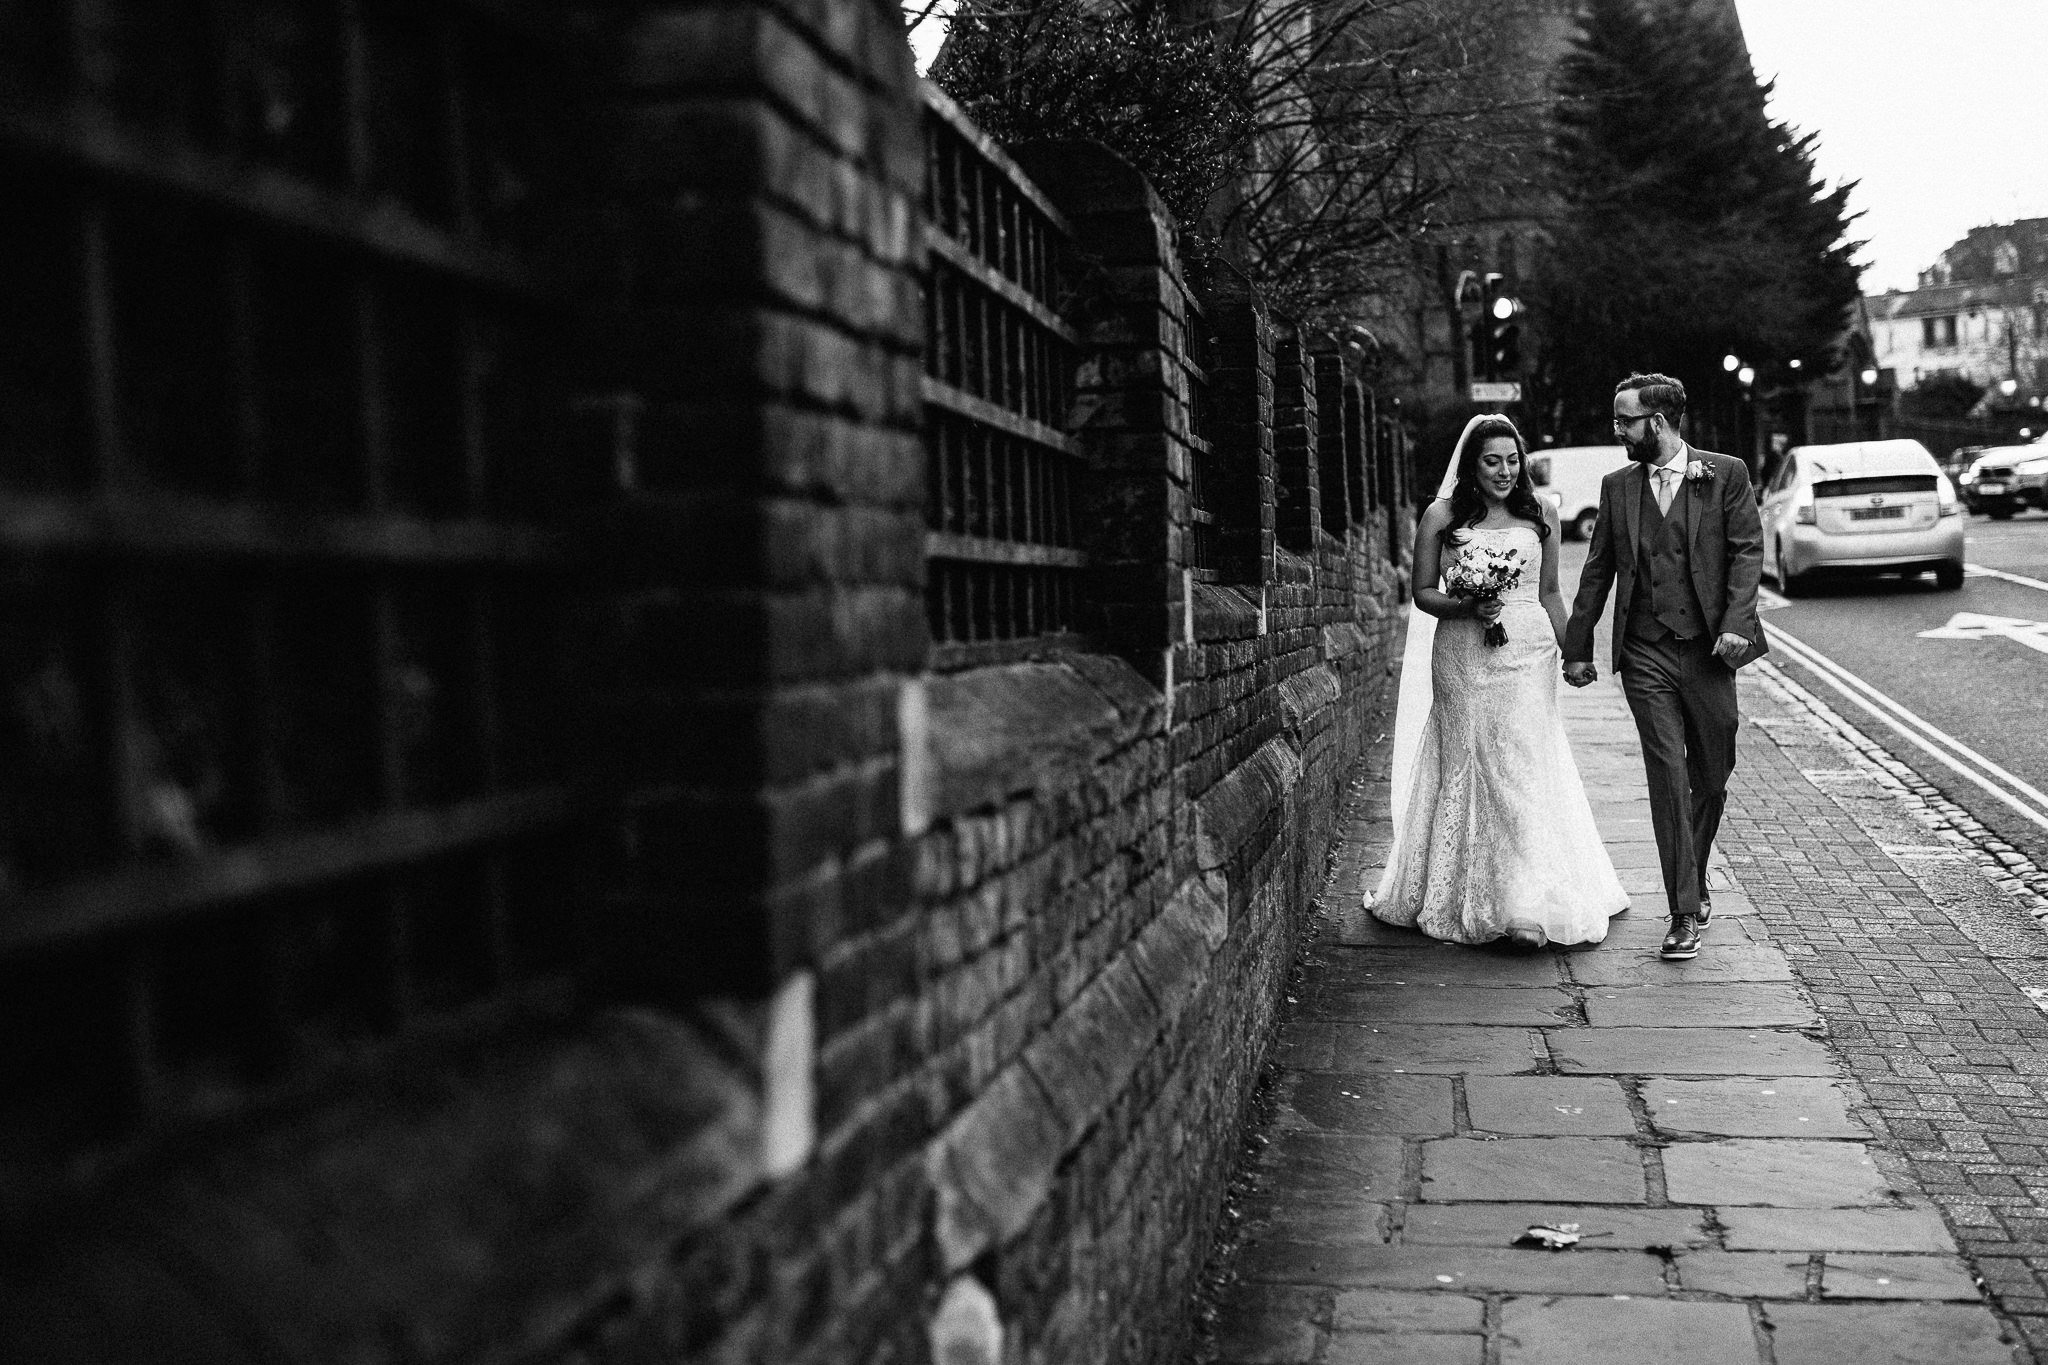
[1623,431,1660,463]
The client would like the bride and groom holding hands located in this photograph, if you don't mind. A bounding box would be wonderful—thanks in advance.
[1369,372,1766,962]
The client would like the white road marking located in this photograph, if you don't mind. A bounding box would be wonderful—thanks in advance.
[1761,621,2048,834]
[1966,562,2048,594]
[1917,612,2048,654]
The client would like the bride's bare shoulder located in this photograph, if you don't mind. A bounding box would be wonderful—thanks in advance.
[1418,498,1455,532]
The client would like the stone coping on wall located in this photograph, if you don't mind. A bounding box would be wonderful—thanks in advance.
[0,1006,766,1365]
[909,655,1167,830]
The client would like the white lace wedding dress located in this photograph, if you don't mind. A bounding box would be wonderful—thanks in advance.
[1370,525,1629,945]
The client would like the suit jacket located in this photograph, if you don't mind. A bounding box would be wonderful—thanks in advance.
[1563,445,1768,673]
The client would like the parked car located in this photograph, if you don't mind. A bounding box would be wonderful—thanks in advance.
[1759,438,1964,594]
[1956,437,2048,518]
[1943,444,1988,483]
[1528,444,1629,540]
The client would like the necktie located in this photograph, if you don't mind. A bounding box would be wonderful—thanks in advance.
[1653,465,1679,515]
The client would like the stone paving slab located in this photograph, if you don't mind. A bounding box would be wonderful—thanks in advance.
[1581,982,1818,1028]
[1325,1026,1546,1075]
[1497,1298,1762,1365]
[1253,1132,1407,1201]
[1396,1202,1710,1250]
[1238,1198,1391,1247]
[1273,1072,1456,1136]
[1306,985,1573,1026]
[1823,1253,1983,1301]
[1331,1289,1486,1332]
[1213,1282,1321,1364]
[1661,1139,1893,1206]
[1462,1076,1636,1136]
[1321,1332,1482,1364]
[1761,1303,2019,1364]
[1672,1249,1812,1298]
[1547,1027,1839,1076]
[1318,1023,1540,1080]
[1568,937,1792,983]
[1235,1242,1671,1294]
[1317,947,1566,988]
[1718,1205,1960,1252]
[1420,1138,1646,1203]
[1642,1077,1867,1138]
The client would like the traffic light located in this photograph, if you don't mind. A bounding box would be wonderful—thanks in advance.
[1469,315,1492,381]
[1482,273,1522,378]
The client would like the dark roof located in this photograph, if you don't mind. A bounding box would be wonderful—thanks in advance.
[1868,276,2048,320]
[1920,217,2048,286]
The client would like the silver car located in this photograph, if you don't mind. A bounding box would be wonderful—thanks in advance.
[1957,438,2048,518]
[1759,438,1964,594]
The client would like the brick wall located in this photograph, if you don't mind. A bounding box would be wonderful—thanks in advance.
[0,2,1410,1362]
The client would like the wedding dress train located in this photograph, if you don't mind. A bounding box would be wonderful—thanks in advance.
[1370,524,1629,945]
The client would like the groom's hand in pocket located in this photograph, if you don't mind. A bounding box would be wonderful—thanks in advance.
[1712,631,1752,665]
[1563,661,1597,688]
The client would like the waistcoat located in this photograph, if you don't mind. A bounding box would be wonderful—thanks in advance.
[1625,473,1708,641]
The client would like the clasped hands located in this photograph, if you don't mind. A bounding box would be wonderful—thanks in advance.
[1561,631,1752,689]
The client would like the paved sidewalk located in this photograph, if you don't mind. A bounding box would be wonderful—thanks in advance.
[1207,662,2026,1365]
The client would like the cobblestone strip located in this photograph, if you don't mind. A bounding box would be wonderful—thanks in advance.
[1750,658,2048,918]
[1727,662,2048,1361]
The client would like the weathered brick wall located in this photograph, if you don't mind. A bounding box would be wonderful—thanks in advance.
[0,2,1409,1362]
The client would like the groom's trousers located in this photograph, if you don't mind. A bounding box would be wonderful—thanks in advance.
[1618,631,1738,919]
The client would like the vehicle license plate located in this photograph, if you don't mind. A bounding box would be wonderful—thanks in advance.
[1849,506,1906,521]
[1979,481,2010,494]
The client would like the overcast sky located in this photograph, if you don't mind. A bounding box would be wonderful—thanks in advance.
[1734,0,2048,295]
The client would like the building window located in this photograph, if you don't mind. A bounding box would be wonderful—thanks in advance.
[1922,315,1957,349]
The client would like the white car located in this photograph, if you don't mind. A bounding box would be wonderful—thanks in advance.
[1759,438,1964,594]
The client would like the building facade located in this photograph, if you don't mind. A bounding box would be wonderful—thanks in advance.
[1866,218,2048,401]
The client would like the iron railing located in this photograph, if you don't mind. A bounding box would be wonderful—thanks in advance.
[922,86,1084,664]
[1183,292,1219,580]
[0,1,588,1161]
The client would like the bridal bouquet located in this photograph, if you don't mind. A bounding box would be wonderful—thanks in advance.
[1443,545,1525,647]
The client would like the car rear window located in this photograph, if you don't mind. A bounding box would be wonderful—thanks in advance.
[1812,475,1937,498]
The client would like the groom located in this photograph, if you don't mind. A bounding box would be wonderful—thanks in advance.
[1563,373,1765,961]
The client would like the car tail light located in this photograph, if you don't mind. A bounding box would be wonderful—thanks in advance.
[1794,486,1816,525]
[1937,475,1959,517]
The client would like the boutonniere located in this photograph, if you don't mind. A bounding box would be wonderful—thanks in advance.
[1684,460,1715,483]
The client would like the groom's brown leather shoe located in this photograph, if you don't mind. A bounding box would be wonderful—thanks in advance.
[1660,915,1702,960]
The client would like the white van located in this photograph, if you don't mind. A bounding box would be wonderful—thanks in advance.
[1529,444,1629,540]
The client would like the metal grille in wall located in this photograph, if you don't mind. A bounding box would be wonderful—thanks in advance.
[921,86,1084,666]
[0,3,589,1164]
[1183,293,1220,581]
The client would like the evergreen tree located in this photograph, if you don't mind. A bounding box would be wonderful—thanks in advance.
[1533,0,1862,440]
[932,0,1254,234]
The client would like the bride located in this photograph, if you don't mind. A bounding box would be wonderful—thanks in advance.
[1368,414,1628,947]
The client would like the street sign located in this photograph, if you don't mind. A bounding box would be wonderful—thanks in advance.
[1917,612,2048,655]
[1470,381,1522,404]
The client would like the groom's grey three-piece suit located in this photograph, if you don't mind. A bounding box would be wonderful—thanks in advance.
[1563,447,1767,920]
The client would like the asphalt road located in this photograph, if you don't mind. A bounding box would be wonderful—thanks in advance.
[1558,511,2048,869]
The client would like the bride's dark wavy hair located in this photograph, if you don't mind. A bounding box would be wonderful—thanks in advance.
[1438,416,1551,550]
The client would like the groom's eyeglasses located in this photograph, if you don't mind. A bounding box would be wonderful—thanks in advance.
[1611,413,1656,431]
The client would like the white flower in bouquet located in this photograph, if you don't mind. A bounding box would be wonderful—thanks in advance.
[1442,543,1526,646]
